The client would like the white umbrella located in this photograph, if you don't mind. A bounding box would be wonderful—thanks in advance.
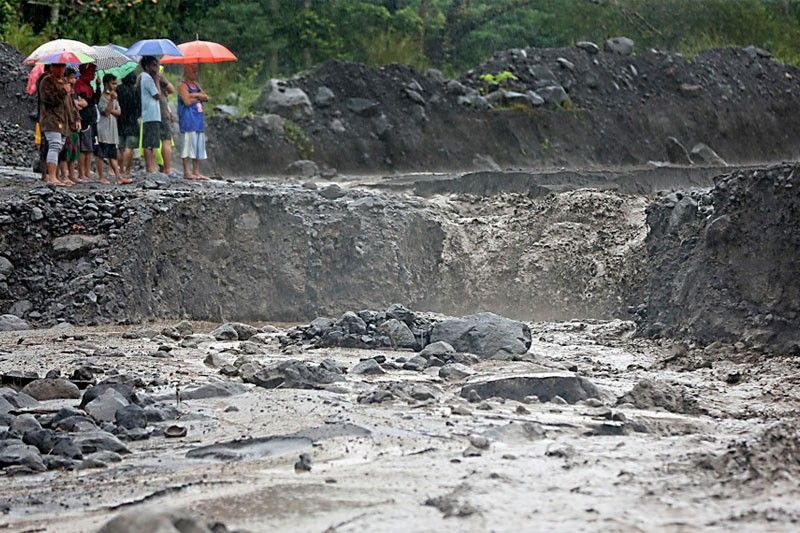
[90,45,135,70]
[24,39,95,64]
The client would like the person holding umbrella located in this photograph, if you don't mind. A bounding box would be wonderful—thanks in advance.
[177,63,209,180]
[39,63,78,186]
[75,63,101,181]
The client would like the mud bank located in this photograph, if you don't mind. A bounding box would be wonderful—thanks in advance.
[0,176,646,325]
[209,46,800,176]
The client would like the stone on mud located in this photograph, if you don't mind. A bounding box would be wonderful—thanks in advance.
[98,510,220,533]
[429,312,531,359]
[460,373,600,404]
[0,314,29,331]
[419,341,455,358]
[246,360,344,390]
[378,319,417,349]
[9,414,41,435]
[72,431,130,455]
[0,440,46,472]
[256,79,313,120]
[211,322,258,341]
[617,379,705,415]
[351,359,386,375]
[85,389,129,423]
[114,404,147,430]
[439,363,476,381]
[180,381,248,400]
[21,378,80,400]
[338,311,367,335]
[80,383,137,408]
[285,159,320,178]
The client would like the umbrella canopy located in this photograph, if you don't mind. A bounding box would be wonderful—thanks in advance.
[90,45,133,70]
[26,64,44,95]
[24,39,94,64]
[38,51,95,65]
[160,40,238,64]
[126,38,183,58]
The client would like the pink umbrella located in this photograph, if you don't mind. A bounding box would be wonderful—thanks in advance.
[26,64,44,95]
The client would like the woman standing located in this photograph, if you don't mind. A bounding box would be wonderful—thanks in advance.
[39,63,78,186]
[177,63,209,180]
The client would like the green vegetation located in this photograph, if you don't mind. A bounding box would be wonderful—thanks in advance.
[283,119,314,159]
[5,0,800,113]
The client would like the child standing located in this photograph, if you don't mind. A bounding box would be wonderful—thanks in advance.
[95,74,129,184]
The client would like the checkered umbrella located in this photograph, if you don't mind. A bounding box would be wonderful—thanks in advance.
[90,45,134,70]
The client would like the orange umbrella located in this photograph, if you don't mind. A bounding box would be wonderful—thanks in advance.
[160,40,237,64]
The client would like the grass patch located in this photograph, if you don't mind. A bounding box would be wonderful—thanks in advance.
[283,119,314,159]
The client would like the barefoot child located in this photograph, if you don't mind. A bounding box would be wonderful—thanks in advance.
[95,74,129,184]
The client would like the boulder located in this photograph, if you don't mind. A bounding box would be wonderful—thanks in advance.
[52,234,104,259]
[10,414,42,435]
[80,383,137,408]
[114,404,147,430]
[72,431,130,455]
[314,86,336,107]
[21,378,81,401]
[338,311,367,335]
[254,113,284,134]
[351,359,386,375]
[255,79,313,120]
[378,319,417,349]
[526,91,545,107]
[285,159,320,178]
[0,256,12,276]
[0,314,29,331]
[665,137,693,165]
[179,381,248,400]
[429,312,531,358]
[690,143,728,166]
[445,80,468,96]
[461,373,600,404]
[84,389,129,423]
[557,57,575,70]
[425,68,446,83]
[420,341,455,358]
[0,440,46,472]
[439,363,476,381]
[604,37,635,55]
[537,85,570,106]
[308,317,334,337]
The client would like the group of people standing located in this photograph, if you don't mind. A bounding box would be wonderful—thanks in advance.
[37,55,210,187]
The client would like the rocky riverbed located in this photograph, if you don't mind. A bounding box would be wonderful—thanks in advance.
[1,310,799,532]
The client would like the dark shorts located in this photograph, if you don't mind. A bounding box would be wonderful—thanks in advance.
[142,121,161,149]
[95,142,118,160]
[78,127,96,152]
[160,119,172,141]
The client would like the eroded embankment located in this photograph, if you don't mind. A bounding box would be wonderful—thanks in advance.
[0,180,646,325]
[638,162,800,352]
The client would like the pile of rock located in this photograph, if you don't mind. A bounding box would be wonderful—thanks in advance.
[0,42,36,168]
[1,370,181,475]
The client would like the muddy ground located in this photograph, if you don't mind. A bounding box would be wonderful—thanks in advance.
[1,317,799,532]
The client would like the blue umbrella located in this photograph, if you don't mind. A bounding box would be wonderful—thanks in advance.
[126,38,183,58]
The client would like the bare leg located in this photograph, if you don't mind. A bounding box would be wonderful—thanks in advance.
[192,159,208,180]
[144,148,156,173]
[162,138,172,175]
[121,148,133,177]
[96,156,109,184]
[182,157,191,180]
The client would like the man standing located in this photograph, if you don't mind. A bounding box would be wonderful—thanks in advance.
[116,72,139,180]
[139,56,161,173]
[74,63,100,181]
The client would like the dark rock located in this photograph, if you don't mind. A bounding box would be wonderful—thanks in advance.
[576,41,600,54]
[98,510,219,533]
[429,312,531,359]
[319,184,347,200]
[245,359,345,390]
[537,85,569,106]
[9,414,41,435]
[0,440,45,472]
[439,363,476,381]
[378,319,417,349]
[338,311,367,334]
[115,404,147,430]
[84,389,129,423]
[350,359,386,375]
[21,378,81,400]
[402,355,426,371]
[80,383,137,408]
[0,388,39,409]
[665,137,692,165]
[72,431,130,455]
[461,373,601,404]
[617,379,705,415]
[180,381,248,400]
[314,86,335,107]
[285,159,320,178]
[419,341,455,358]
[308,317,334,337]
[385,303,416,326]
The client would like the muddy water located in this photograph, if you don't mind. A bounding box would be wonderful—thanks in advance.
[1,319,798,532]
